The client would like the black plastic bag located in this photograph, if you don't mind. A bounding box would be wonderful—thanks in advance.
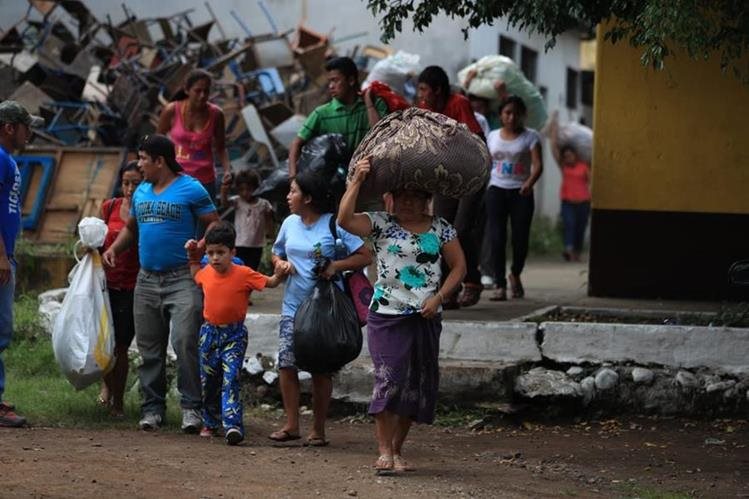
[293,279,362,374]
[296,133,350,205]
[297,133,350,177]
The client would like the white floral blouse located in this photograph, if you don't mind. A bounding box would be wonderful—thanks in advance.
[365,212,458,315]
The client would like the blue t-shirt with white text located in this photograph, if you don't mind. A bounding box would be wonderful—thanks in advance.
[0,146,21,257]
[272,213,364,317]
[131,174,215,271]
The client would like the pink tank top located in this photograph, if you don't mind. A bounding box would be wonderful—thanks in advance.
[169,101,219,184]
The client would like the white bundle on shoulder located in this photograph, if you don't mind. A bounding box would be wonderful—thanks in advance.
[457,55,548,130]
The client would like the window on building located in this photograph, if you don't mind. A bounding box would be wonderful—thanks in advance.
[499,35,516,60]
[581,70,595,106]
[520,46,538,84]
[566,68,579,109]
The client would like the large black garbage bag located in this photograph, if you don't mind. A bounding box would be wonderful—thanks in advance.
[297,133,350,204]
[254,133,350,208]
[293,279,362,374]
[297,133,351,176]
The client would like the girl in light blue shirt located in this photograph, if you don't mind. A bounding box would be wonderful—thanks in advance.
[269,168,371,447]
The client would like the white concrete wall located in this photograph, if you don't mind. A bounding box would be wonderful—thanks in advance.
[2,0,584,217]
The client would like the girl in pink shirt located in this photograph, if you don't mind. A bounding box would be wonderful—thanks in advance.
[158,69,231,200]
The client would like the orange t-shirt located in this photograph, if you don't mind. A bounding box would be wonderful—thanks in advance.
[195,264,268,324]
[560,161,591,202]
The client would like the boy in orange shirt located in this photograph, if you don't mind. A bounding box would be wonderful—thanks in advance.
[186,222,286,445]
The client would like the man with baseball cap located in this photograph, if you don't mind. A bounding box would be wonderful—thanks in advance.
[0,100,44,427]
[103,134,219,433]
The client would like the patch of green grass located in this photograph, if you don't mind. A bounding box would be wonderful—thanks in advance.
[617,484,693,499]
[434,403,492,427]
[528,215,565,256]
[3,296,182,429]
[12,293,46,342]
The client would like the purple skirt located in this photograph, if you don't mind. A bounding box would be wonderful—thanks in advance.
[366,311,442,424]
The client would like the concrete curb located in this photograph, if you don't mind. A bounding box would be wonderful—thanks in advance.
[541,322,749,375]
[243,314,541,365]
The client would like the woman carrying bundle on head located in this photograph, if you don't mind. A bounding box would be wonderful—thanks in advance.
[337,156,467,474]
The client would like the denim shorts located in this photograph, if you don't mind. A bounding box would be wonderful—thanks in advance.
[277,316,296,369]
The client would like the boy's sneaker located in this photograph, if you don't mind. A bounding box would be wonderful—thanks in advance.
[138,413,162,431]
[225,427,244,446]
[0,402,27,427]
[200,426,218,438]
[181,409,202,434]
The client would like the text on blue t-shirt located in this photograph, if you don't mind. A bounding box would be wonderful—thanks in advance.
[0,146,21,257]
[131,174,215,271]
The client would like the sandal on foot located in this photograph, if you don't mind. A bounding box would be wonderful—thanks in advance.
[508,274,524,299]
[458,283,483,307]
[393,455,415,472]
[303,436,329,447]
[374,454,395,475]
[268,430,301,442]
[109,408,125,420]
[96,395,111,408]
[489,288,507,301]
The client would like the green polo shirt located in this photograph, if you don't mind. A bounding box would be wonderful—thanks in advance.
[297,96,388,152]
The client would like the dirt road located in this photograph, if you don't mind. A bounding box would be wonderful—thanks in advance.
[2,414,747,498]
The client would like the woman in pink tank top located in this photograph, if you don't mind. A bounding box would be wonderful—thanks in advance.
[158,69,231,200]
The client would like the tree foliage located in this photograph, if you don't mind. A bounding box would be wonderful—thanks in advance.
[365,0,749,80]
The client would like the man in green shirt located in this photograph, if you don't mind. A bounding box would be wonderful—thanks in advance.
[288,57,387,177]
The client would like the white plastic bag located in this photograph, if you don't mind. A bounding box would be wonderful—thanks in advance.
[556,122,593,164]
[457,55,548,130]
[363,51,421,97]
[52,250,115,390]
[545,111,593,163]
[77,217,108,248]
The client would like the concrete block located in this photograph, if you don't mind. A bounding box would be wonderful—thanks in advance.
[333,357,516,404]
[439,321,541,362]
[244,314,542,365]
[541,322,749,375]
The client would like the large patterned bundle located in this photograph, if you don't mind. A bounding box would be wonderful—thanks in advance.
[348,108,490,199]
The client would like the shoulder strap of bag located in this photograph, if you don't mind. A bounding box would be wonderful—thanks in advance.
[328,214,343,261]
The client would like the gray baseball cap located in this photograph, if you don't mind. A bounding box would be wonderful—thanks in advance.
[0,100,45,128]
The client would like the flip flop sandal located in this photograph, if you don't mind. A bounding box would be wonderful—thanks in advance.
[268,430,301,442]
[393,455,415,472]
[489,288,507,302]
[458,283,483,307]
[303,436,329,447]
[374,455,395,475]
[508,274,525,299]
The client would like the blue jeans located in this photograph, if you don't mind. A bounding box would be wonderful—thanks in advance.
[199,321,248,433]
[133,266,203,417]
[0,258,16,400]
[561,201,591,253]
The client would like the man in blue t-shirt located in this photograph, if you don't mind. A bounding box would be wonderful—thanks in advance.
[0,101,44,428]
[103,134,218,432]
